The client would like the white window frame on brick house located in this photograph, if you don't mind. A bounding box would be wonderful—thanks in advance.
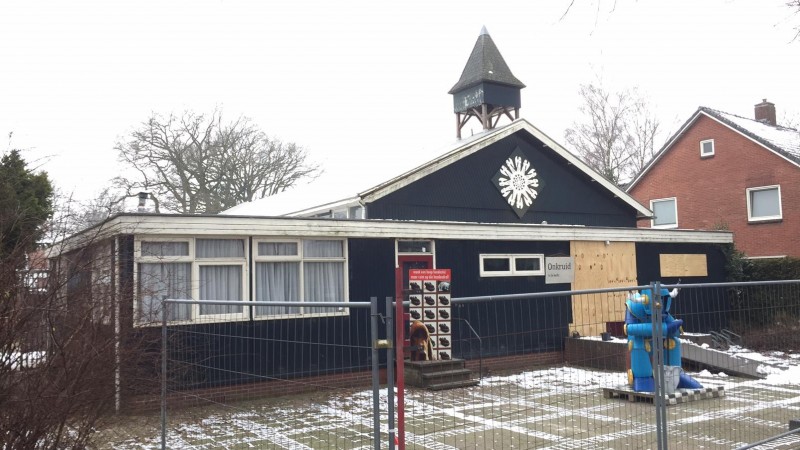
[746,185,782,222]
[650,197,678,229]
[479,254,544,277]
[700,139,715,157]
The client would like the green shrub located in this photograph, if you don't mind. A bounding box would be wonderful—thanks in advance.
[746,257,800,281]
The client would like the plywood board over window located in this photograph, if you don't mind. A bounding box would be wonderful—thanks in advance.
[659,254,708,277]
[570,241,638,337]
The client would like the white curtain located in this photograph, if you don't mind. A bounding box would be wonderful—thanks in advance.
[141,241,189,257]
[254,262,300,316]
[303,240,343,257]
[304,262,344,313]
[139,263,191,321]
[258,242,298,256]
[197,239,244,258]
[199,265,242,315]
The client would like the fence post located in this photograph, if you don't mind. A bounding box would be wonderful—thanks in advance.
[650,281,668,450]
[370,297,381,450]
[386,297,396,450]
[160,297,167,450]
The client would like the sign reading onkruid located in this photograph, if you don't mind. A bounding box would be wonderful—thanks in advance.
[545,257,574,284]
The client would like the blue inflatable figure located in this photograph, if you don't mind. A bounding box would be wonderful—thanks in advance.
[624,287,702,392]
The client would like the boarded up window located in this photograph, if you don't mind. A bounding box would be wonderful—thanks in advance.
[569,241,638,336]
[659,254,708,277]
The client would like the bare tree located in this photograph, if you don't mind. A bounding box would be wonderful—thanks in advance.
[45,188,127,240]
[1,158,156,448]
[564,83,662,185]
[114,110,320,214]
[780,110,800,129]
[627,97,662,177]
[789,0,800,40]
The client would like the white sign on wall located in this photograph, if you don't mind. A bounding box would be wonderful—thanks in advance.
[545,257,574,284]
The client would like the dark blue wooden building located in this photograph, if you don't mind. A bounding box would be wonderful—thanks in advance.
[52,28,732,402]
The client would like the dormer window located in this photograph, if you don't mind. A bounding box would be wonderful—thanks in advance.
[700,139,715,157]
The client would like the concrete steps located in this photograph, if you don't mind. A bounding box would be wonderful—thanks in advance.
[405,359,479,390]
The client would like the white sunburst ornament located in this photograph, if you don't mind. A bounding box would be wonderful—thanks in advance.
[492,148,540,218]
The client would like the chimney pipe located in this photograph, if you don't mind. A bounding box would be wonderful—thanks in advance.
[754,99,776,126]
[137,192,149,212]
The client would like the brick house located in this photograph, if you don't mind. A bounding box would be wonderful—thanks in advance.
[627,100,800,258]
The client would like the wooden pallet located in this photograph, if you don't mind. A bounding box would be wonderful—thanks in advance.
[603,385,725,405]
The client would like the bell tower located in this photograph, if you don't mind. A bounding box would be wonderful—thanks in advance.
[449,27,525,139]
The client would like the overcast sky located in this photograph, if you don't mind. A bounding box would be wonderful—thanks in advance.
[1,0,798,205]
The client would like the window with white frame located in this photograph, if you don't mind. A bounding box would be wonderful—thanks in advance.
[700,139,715,157]
[196,239,246,318]
[479,254,544,277]
[348,206,364,219]
[651,197,678,228]
[137,239,193,323]
[397,240,433,254]
[136,238,247,324]
[747,185,782,222]
[253,239,347,318]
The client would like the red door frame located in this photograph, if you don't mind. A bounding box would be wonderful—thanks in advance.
[394,254,433,450]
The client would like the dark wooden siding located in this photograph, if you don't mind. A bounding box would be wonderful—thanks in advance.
[452,82,521,112]
[436,239,573,359]
[147,237,580,389]
[483,82,521,108]
[367,133,637,226]
[347,238,396,305]
[135,239,394,391]
[635,242,728,333]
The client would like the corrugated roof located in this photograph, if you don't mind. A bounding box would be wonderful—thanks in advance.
[448,27,525,94]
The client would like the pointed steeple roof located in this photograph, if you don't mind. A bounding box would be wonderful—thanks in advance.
[448,26,526,94]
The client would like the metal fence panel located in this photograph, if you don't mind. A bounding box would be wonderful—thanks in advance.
[160,299,381,449]
[405,286,661,449]
[95,280,800,449]
[401,281,800,449]
[661,281,800,449]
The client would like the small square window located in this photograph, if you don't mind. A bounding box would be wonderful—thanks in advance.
[747,186,782,222]
[348,206,364,219]
[515,257,541,273]
[397,240,433,254]
[700,139,715,157]
[482,257,510,273]
[651,198,677,228]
